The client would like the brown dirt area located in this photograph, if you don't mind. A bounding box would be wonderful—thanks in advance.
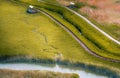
[57,0,120,25]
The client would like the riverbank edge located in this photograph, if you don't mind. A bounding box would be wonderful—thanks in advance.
[0,56,119,78]
[0,69,79,78]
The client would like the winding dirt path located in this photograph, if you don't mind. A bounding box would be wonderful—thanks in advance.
[38,9,120,63]
[65,7,120,45]
[10,0,120,62]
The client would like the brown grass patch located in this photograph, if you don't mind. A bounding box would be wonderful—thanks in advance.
[0,69,79,78]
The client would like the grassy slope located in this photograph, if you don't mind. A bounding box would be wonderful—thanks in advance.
[0,69,78,78]
[19,0,120,60]
[15,0,120,74]
[40,8,120,74]
[57,0,120,42]
[0,0,88,61]
[86,18,120,42]
[0,0,120,75]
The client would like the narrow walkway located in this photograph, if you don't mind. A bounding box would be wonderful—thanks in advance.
[65,7,120,45]
[10,0,120,62]
[38,9,120,63]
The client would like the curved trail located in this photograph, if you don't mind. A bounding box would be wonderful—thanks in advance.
[65,7,120,45]
[38,9,120,63]
[38,0,120,45]
[10,0,120,62]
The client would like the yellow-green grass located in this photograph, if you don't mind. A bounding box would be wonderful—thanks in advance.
[41,0,58,4]
[1,0,120,75]
[0,0,87,61]
[0,69,79,78]
[36,8,120,74]
[0,0,97,63]
[87,18,120,42]
[41,8,120,60]
[57,0,120,42]
[18,0,120,60]
[74,5,120,42]
[78,11,120,42]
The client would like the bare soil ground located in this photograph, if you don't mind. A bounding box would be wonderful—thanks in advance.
[80,0,120,25]
[57,0,120,25]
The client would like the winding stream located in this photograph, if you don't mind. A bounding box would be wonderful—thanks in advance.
[0,63,108,78]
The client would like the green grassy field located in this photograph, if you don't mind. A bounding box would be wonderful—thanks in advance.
[0,69,78,78]
[18,0,120,60]
[0,0,120,76]
[87,18,120,42]
[0,0,88,61]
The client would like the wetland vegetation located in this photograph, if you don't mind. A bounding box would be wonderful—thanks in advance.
[0,0,120,78]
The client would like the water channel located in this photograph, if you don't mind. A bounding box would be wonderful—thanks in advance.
[0,63,108,78]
